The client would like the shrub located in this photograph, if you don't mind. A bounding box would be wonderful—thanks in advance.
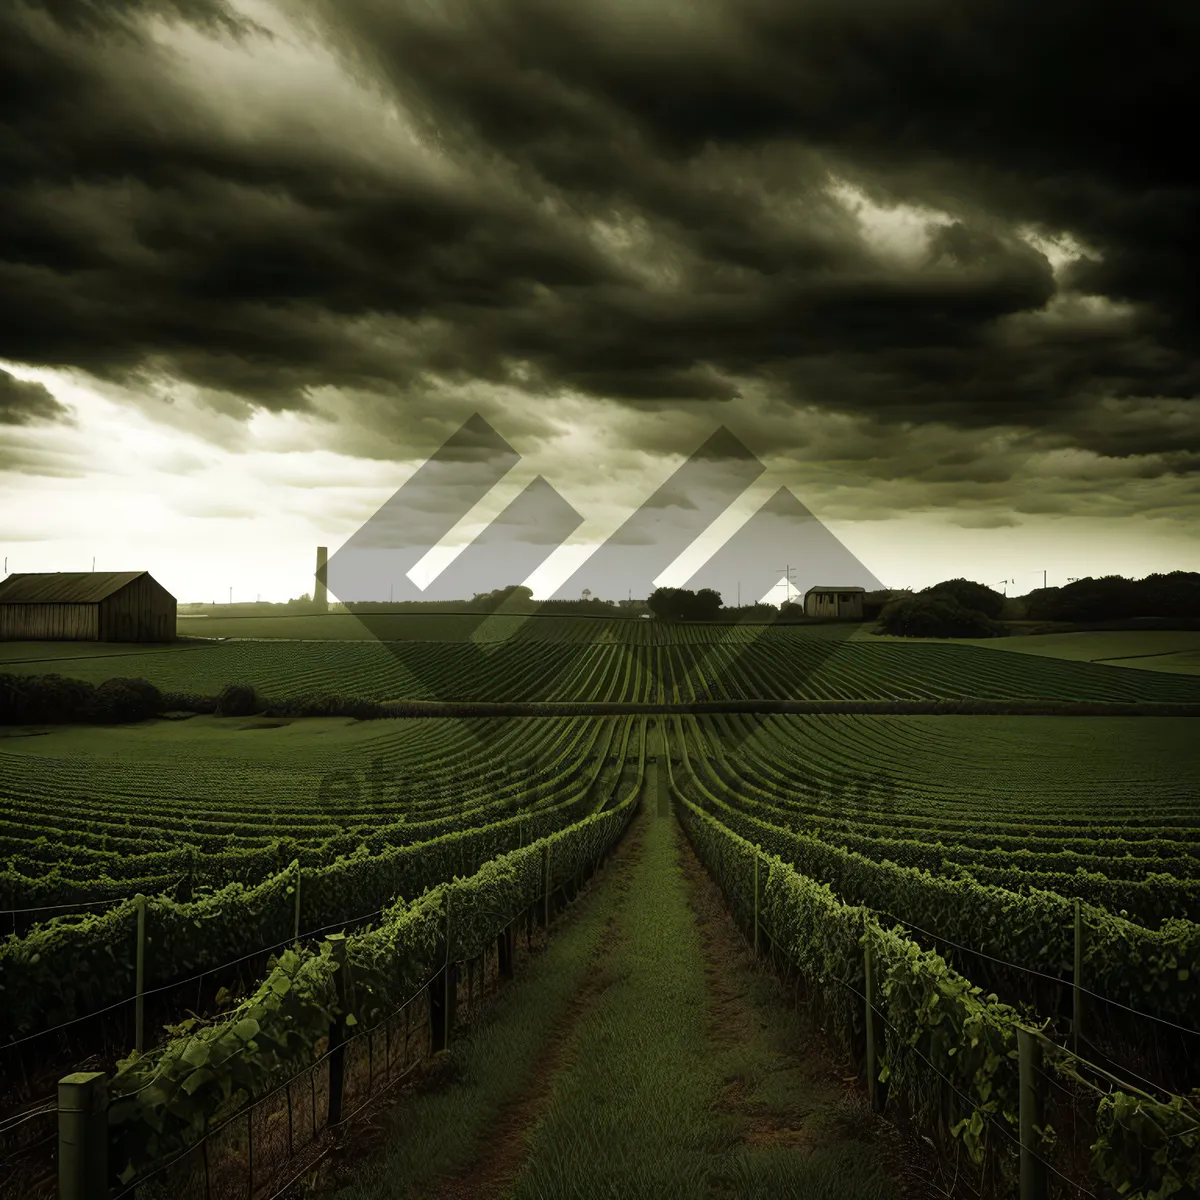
[647,587,723,621]
[0,672,97,723]
[87,678,163,723]
[160,691,218,714]
[214,683,260,717]
[863,589,912,620]
[1024,573,1200,622]
[878,595,1007,638]
[919,578,1006,619]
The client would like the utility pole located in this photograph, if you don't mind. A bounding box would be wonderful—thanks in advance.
[737,581,741,608]
[775,565,799,604]
[229,586,232,605]
[91,556,95,572]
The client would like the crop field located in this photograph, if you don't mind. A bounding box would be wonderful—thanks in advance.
[875,628,1200,674]
[2,626,1199,1199]
[0,715,638,901]
[7,627,1200,706]
[0,712,640,1015]
[676,713,1200,921]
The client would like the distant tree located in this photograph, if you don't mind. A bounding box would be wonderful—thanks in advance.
[1024,576,1141,622]
[691,587,723,620]
[920,578,1006,619]
[1140,571,1200,619]
[878,594,1007,638]
[863,589,911,620]
[647,586,723,621]
[88,677,163,723]
[214,683,260,716]
[467,584,535,612]
[647,587,679,621]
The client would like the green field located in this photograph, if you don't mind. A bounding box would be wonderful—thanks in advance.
[7,625,1200,706]
[872,627,1200,673]
[2,624,1198,1200]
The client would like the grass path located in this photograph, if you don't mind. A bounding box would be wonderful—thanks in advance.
[310,769,916,1200]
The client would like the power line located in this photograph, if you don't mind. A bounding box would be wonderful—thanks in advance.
[775,565,799,605]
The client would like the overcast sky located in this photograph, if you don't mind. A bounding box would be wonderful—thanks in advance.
[2,0,1197,603]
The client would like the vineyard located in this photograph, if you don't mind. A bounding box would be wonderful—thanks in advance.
[1,625,1198,1198]
[6,627,1200,706]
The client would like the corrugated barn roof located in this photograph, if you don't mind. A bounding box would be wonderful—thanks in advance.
[0,572,150,604]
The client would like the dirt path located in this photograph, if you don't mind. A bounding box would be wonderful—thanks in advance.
[495,780,911,1200]
[420,833,642,1200]
[317,771,926,1200]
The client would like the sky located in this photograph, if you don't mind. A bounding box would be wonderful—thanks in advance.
[1,0,1197,604]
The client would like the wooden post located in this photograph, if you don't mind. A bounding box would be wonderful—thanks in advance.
[1017,1028,1048,1200]
[442,893,455,1048]
[326,933,348,1128]
[429,975,446,1053]
[58,1072,108,1200]
[293,860,302,943]
[134,893,146,1053]
[541,843,551,929]
[1073,898,1084,1056]
[864,937,887,1113]
[752,845,760,956]
[498,922,514,980]
[444,961,458,1047]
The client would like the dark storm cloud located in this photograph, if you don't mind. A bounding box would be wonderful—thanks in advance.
[1,0,1197,477]
[0,368,70,425]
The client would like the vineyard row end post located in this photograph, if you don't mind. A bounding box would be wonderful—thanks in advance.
[58,1071,108,1200]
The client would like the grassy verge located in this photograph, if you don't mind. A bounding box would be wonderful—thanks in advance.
[299,813,647,1200]
[501,791,903,1200]
[313,771,911,1199]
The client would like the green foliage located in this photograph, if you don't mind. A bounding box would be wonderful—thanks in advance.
[0,671,97,722]
[872,928,1024,1164]
[86,677,163,723]
[1090,1090,1200,1199]
[676,777,1199,1198]
[920,578,1007,620]
[213,682,259,716]
[0,718,621,1037]
[105,748,643,1184]
[878,594,1008,638]
[675,791,1019,1170]
[675,719,1200,1029]
[647,587,723,622]
[1023,572,1200,624]
[108,947,341,1182]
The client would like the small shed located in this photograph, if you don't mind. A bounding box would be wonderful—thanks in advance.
[0,572,177,642]
[803,586,865,620]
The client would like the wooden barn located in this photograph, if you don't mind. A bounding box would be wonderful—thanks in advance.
[803,585,865,620]
[0,572,177,642]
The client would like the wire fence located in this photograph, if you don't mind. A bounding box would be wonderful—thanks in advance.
[107,896,539,1200]
[0,906,391,1054]
[872,907,1200,1100]
[672,804,1186,1200]
[3,804,631,1200]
